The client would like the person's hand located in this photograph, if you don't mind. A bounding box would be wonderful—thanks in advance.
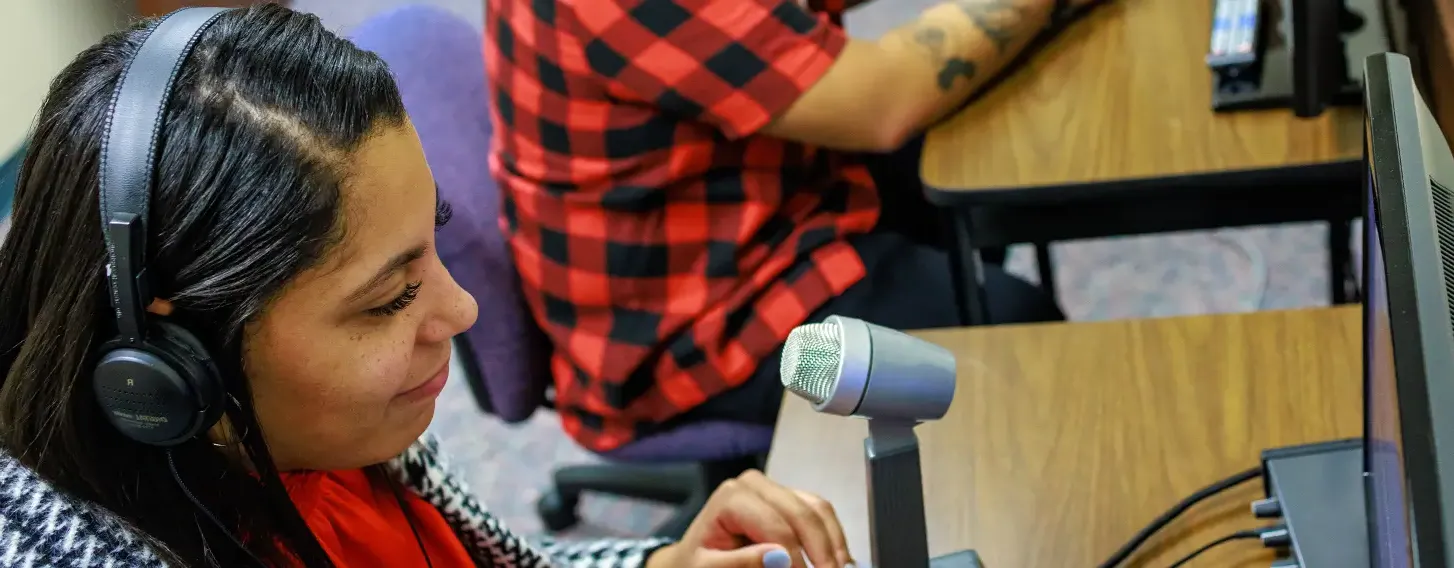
[644,470,855,568]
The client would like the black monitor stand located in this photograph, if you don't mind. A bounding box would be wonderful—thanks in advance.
[1211,0,1391,115]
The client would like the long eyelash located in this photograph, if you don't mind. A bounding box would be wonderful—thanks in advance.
[367,281,422,317]
[435,198,453,228]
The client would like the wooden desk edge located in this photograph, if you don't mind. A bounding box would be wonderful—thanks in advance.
[919,158,1364,205]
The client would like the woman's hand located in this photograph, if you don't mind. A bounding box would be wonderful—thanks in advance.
[645,470,855,568]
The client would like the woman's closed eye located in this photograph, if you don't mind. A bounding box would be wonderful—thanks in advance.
[367,281,421,317]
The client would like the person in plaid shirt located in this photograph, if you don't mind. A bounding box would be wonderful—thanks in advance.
[486,0,1102,452]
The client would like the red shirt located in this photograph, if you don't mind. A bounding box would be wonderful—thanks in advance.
[281,469,475,567]
[486,0,877,452]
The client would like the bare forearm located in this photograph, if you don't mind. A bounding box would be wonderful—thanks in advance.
[878,0,1054,129]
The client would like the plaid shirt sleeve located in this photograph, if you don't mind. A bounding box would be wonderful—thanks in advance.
[567,0,848,139]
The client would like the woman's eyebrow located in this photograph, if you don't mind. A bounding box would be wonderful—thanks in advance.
[344,245,428,303]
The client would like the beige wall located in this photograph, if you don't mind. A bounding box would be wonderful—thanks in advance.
[0,0,133,157]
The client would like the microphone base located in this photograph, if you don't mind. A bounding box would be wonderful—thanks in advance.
[931,550,986,567]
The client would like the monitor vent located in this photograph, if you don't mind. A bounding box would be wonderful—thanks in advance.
[1430,178,1454,317]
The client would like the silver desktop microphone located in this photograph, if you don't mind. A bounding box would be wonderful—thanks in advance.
[781,316,984,568]
[780,315,956,420]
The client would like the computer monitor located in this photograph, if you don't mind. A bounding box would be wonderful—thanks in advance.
[1363,52,1454,567]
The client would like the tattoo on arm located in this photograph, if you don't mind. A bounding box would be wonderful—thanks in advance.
[953,0,1027,52]
[900,0,1035,92]
[937,59,979,90]
[914,27,978,90]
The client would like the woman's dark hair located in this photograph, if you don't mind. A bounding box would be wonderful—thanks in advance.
[0,5,405,565]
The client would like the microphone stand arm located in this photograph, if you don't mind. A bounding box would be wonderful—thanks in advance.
[865,419,986,568]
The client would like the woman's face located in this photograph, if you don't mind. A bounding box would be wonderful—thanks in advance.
[239,121,478,471]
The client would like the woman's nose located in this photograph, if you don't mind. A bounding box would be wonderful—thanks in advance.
[421,263,479,343]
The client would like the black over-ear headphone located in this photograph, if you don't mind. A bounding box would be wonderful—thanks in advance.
[93,7,231,447]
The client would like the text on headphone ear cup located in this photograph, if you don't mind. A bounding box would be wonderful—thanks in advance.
[94,343,211,446]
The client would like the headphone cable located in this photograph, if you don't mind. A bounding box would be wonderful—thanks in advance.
[1096,465,1263,568]
[383,467,435,568]
[1166,528,1263,567]
[166,450,268,568]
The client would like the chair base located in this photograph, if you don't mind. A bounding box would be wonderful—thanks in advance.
[537,454,765,539]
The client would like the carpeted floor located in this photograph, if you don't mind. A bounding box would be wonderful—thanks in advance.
[0,0,1353,542]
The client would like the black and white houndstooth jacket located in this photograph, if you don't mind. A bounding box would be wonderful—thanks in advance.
[0,434,673,567]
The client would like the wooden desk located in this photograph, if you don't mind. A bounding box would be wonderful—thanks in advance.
[766,307,1362,567]
[921,0,1362,194]
[916,0,1368,325]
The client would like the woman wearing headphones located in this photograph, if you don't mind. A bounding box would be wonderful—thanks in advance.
[0,4,849,567]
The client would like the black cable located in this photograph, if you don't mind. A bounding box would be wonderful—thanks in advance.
[1097,466,1263,568]
[1166,529,1261,567]
[384,470,435,568]
[166,450,268,568]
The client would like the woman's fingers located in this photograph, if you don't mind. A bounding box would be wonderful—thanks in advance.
[734,470,839,568]
[710,479,809,567]
[793,489,853,566]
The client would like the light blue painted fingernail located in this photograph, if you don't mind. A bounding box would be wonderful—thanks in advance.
[762,548,792,568]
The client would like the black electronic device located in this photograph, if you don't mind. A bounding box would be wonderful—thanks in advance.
[92,8,230,447]
[1361,51,1454,568]
[1258,439,1368,566]
[1210,0,1390,114]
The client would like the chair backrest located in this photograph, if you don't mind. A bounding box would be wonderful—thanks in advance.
[355,5,552,424]
[437,177,552,423]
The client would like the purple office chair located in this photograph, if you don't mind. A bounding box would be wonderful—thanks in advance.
[351,6,774,538]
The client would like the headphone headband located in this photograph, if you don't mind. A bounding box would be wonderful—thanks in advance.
[90,11,259,561]
[99,7,229,343]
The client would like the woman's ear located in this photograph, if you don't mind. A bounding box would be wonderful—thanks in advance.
[146,298,175,317]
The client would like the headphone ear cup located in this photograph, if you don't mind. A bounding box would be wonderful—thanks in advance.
[152,321,226,428]
[93,344,208,447]
[92,322,226,447]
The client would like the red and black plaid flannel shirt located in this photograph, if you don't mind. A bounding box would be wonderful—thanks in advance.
[485,0,876,452]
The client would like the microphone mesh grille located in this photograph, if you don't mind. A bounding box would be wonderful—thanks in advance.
[780,322,842,404]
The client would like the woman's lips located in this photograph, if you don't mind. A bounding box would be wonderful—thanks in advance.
[397,357,450,401]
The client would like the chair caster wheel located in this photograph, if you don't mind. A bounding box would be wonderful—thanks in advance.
[536,489,581,532]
